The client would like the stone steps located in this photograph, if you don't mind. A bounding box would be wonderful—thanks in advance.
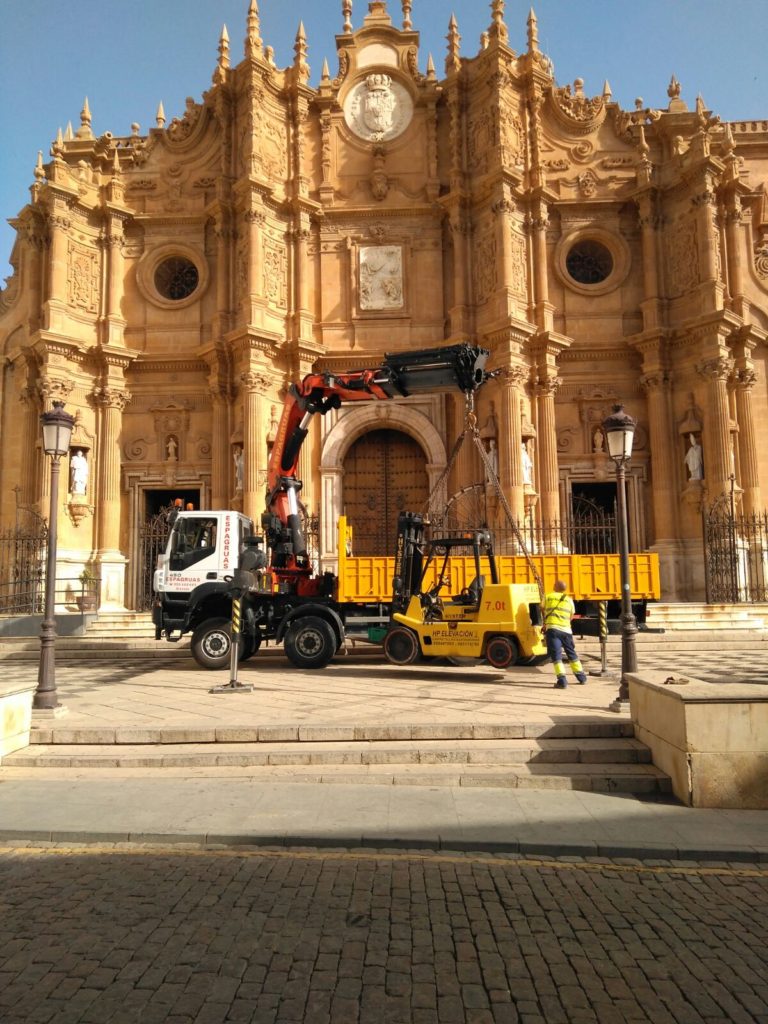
[645,603,768,631]
[4,734,669,794]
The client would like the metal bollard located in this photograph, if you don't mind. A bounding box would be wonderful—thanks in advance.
[209,592,255,694]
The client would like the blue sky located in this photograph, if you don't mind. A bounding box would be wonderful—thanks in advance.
[0,0,765,281]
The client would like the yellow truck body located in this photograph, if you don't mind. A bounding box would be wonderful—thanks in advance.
[336,517,661,604]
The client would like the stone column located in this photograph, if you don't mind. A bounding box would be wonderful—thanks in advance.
[530,199,553,332]
[18,382,41,508]
[534,373,561,534]
[696,356,734,500]
[44,199,71,332]
[733,368,761,516]
[240,370,269,524]
[636,193,661,331]
[724,200,746,314]
[104,215,126,345]
[640,371,677,541]
[209,384,230,510]
[498,368,527,522]
[245,205,265,327]
[448,211,470,338]
[95,384,131,609]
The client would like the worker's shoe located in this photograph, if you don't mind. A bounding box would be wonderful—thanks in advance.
[576,672,587,685]
[553,678,567,689]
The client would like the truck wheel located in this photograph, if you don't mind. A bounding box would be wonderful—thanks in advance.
[191,617,236,670]
[383,626,420,665]
[485,635,519,669]
[284,616,337,669]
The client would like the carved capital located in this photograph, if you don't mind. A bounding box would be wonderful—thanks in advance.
[499,365,529,388]
[38,378,74,403]
[95,386,131,411]
[240,370,271,395]
[734,368,757,390]
[534,374,561,398]
[244,209,267,226]
[639,371,671,394]
[696,357,734,383]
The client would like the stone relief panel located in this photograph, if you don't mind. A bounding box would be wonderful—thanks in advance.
[359,246,403,310]
[472,232,497,305]
[510,230,527,298]
[468,108,498,175]
[343,74,414,142]
[666,220,699,297]
[67,242,99,312]
[263,240,287,307]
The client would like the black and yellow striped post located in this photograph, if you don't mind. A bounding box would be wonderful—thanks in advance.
[209,587,255,693]
[599,600,608,674]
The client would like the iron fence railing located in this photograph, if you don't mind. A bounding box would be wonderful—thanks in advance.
[0,576,100,617]
[704,508,768,604]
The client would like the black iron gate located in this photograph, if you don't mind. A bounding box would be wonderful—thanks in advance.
[137,509,172,611]
[703,495,768,603]
[0,498,48,614]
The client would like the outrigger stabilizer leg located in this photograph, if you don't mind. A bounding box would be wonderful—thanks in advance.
[209,571,256,694]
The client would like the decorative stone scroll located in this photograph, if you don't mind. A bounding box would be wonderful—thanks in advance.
[68,242,99,312]
[359,245,403,310]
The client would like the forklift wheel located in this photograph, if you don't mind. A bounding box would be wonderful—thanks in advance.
[485,635,519,669]
[383,626,420,665]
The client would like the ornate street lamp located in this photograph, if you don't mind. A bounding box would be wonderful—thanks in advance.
[602,403,637,712]
[35,400,75,710]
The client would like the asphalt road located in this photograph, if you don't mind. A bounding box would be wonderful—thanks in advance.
[2,844,766,1024]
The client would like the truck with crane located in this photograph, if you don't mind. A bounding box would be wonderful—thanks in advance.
[152,342,660,670]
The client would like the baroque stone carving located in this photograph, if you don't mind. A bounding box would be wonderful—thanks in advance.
[755,244,768,280]
[67,242,99,312]
[551,80,605,132]
[263,240,286,307]
[343,74,413,142]
[510,230,527,297]
[666,221,698,296]
[473,233,497,305]
[359,246,403,310]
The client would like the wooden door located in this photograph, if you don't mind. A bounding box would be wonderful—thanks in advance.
[343,429,428,555]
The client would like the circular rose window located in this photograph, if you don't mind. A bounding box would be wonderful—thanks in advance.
[555,229,630,297]
[154,257,199,301]
[565,240,613,285]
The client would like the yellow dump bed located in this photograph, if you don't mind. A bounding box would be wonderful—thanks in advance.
[336,517,660,604]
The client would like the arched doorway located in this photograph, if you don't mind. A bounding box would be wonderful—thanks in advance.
[343,429,429,555]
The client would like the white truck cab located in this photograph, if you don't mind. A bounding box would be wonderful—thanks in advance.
[154,511,255,595]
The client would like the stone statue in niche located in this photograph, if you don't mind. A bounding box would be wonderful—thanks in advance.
[166,435,178,462]
[593,429,605,453]
[486,438,499,480]
[359,245,403,310]
[684,434,703,480]
[521,442,533,486]
[70,450,89,495]
[233,446,244,492]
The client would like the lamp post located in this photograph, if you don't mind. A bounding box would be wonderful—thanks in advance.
[35,400,75,711]
[602,403,637,712]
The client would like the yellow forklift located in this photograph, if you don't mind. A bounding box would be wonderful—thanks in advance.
[382,512,547,668]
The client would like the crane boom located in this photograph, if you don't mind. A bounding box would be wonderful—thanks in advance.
[263,342,491,591]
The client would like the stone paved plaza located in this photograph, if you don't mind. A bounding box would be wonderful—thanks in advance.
[1,844,766,1024]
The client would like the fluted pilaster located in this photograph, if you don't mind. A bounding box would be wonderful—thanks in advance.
[640,371,677,540]
[696,356,734,498]
[534,373,561,529]
[733,368,761,515]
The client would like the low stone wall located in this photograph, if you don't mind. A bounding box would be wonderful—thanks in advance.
[0,679,36,760]
[628,671,768,809]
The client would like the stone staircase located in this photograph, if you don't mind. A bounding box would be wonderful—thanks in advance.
[2,721,672,795]
[642,602,768,631]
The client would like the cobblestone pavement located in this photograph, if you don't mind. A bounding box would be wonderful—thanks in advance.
[1,845,766,1024]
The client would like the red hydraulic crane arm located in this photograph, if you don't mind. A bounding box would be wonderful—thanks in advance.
[263,343,491,587]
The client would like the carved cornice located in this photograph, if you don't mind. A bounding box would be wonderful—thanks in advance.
[129,359,209,374]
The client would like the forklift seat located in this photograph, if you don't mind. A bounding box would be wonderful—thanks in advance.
[452,576,484,605]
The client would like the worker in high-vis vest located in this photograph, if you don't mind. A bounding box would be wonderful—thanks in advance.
[542,579,588,689]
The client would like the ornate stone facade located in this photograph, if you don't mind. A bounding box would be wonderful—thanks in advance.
[1,1,767,606]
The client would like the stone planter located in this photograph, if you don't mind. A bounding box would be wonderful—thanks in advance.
[628,671,768,809]
[0,680,36,760]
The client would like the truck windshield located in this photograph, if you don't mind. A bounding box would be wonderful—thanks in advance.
[170,517,217,570]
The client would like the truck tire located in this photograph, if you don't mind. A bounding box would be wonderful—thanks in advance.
[284,616,337,670]
[190,617,240,671]
[383,626,420,665]
[485,635,519,669]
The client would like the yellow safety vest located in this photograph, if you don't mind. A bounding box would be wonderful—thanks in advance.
[543,592,574,633]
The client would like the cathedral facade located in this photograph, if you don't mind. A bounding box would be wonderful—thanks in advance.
[1,0,767,611]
